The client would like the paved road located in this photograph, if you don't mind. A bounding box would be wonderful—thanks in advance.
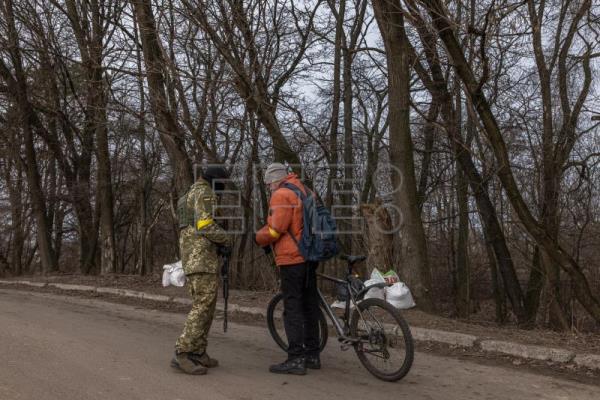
[0,289,598,400]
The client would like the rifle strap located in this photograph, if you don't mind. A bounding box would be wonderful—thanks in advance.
[222,255,229,333]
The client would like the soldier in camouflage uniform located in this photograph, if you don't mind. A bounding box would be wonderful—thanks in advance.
[171,166,231,375]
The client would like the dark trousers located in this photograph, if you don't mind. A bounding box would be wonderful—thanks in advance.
[280,262,320,359]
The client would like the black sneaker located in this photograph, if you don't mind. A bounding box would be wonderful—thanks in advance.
[269,357,307,375]
[304,355,321,370]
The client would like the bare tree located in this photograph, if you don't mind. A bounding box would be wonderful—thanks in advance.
[418,0,600,324]
[371,0,434,310]
[131,0,193,193]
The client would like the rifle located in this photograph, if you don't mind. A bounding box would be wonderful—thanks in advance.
[219,249,231,332]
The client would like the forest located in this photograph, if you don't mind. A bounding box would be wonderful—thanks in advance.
[0,0,599,332]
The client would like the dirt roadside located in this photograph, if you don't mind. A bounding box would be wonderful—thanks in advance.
[7,274,600,356]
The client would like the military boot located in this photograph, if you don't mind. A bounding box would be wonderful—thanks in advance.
[170,352,207,375]
[189,352,219,368]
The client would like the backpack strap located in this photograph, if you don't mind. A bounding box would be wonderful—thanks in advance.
[281,182,307,201]
[280,183,307,247]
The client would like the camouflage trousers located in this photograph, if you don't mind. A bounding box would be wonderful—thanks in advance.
[175,273,218,354]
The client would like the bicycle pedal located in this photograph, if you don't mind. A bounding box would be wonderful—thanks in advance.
[339,338,353,351]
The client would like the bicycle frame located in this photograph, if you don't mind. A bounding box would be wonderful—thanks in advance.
[316,271,390,343]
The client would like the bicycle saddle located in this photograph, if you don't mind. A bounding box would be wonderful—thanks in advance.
[340,254,367,265]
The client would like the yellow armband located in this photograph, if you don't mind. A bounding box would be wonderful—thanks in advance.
[268,226,281,239]
[196,218,214,230]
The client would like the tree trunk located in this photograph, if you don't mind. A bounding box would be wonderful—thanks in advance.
[88,1,116,275]
[326,0,345,208]
[1,0,57,274]
[540,182,569,329]
[360,201,394,278]
[455,157,470,318]
[525,246,544,323]
[5,153,25,276]
[341,21,355,254]
[417,102,439,210]
[454,80,470,318]
[372,0,434,310]
[94,86,116,275]
[486,241,507,324]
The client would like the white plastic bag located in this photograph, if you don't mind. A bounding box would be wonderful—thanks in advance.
[330,300,346,309]
[162,260,186,287]
[162,267,171,287]
[363,277,385,301]
[170,264,186,287]
[330,300,355,309]
[370,268,385,282]
[385,281,416,309]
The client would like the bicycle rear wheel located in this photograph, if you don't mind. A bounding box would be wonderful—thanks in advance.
[266,292,329,353]
[350,298,414,382]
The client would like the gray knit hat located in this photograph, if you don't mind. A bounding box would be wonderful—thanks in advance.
[264,163,288,184]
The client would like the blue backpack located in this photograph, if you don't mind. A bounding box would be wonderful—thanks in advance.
[282,183,339,262]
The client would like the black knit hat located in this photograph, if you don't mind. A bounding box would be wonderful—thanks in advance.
[202,165,229,191]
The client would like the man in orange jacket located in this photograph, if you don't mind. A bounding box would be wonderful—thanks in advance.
[256,163,320,375]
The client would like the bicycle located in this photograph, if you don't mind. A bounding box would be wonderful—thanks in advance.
[266,254,414,382]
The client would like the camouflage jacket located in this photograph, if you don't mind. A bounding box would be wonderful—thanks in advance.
[178,178,231,275]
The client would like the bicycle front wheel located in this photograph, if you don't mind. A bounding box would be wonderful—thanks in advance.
[266,292,329,353]
[350,298,414,382]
